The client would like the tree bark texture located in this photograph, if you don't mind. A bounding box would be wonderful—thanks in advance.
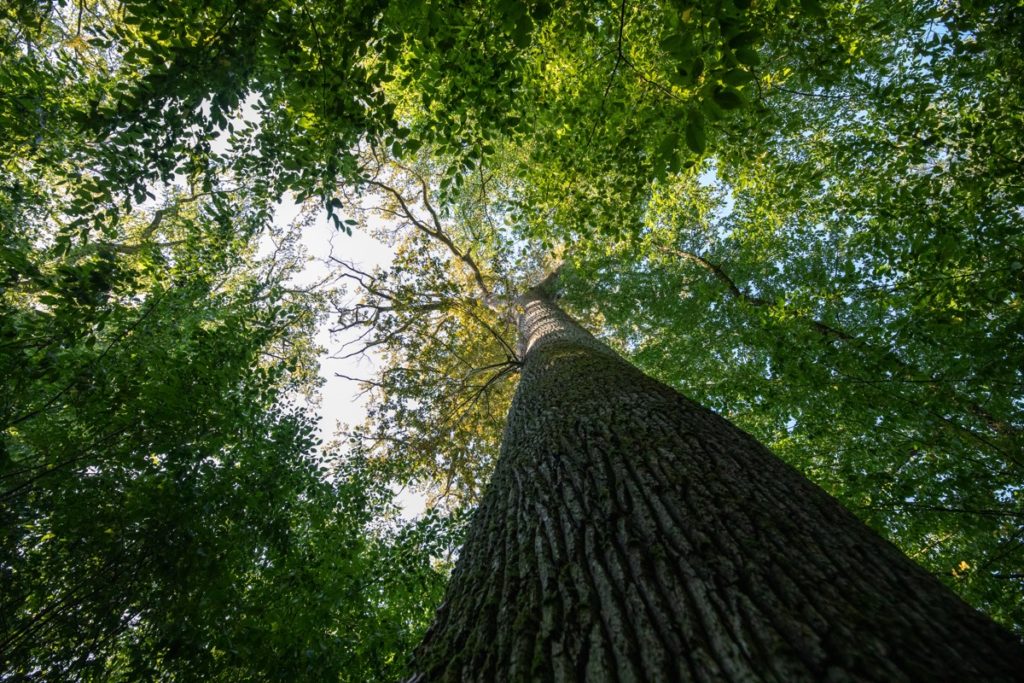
[410,284,1024,682]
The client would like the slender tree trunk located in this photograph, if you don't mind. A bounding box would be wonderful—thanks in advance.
[410,281,1024,682]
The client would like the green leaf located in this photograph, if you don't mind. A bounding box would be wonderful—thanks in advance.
[685,113,707,154]
[512,17,534,49]
[712,87,745,110]
[734,46,761,66]
[658,131,680,162]
[800,0,826,18]
[691,57,705,80]
[722,68,755,86]
[660,34,694,59]
[728,30,760,48]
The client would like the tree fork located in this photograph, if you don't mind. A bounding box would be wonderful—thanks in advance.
[409,276,1024,682]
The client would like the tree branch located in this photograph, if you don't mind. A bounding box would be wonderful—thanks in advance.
[366,172,492,299]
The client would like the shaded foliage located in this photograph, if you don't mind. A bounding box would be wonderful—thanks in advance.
[1,3,455,680]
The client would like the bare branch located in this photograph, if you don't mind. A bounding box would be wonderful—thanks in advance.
[366,174,492,299]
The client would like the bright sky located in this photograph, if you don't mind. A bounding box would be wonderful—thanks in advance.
[272,200,428,517]
[211,100,426,513]
[267,200,390,433]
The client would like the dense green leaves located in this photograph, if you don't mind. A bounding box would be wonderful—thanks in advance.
[3,0,1023,678]
[0,186,454,678]
[1,5,451,678]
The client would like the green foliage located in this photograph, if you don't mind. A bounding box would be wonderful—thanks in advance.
[0,186,455,678]
[3,0,1023,676]
[557,0,1024,629]
[1,5,453,678]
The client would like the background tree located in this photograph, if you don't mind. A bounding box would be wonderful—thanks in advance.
[0,184,457,680]
[1,5,454,679]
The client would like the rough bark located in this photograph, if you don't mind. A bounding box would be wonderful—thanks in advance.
[409,282,1024,682]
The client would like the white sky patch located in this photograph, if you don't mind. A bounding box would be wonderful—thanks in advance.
[222,94,430,511]
[180,97,425,516]
[281,202,393,436]
[272,199,428,518]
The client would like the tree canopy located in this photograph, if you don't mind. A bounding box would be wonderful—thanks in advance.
[2,0,1022,678]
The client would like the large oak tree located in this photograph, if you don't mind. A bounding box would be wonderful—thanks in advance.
[2,0,1022,678]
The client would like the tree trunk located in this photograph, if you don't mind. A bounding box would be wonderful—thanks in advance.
[409,282,1024,682]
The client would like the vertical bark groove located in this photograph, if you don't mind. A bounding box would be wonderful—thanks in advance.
[410,287,1024,682]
